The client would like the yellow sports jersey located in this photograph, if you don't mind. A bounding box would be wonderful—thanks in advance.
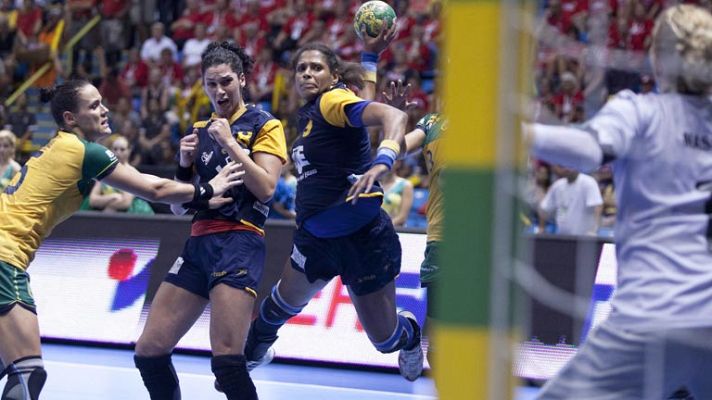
[0,131,118,270]
[416,113,446,242]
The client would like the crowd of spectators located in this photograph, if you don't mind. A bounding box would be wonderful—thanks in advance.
[0,0,438,224]
[3,0,700,232]
[528,0,711,236]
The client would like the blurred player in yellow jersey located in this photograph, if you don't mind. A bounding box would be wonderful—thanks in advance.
[382,81,445,368]
[0,80,244,400]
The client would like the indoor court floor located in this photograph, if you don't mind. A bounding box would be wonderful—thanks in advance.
[13,343,541,399]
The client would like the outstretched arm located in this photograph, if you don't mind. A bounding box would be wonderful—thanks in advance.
[101,161,244,204]
[525,123,603,172]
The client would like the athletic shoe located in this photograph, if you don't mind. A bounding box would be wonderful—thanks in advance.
[247,346,275,372]
[398,311,424,381]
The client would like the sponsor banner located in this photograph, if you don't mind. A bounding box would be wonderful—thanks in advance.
[516,243,618,380]
[29,222,428,369]
[30,238,158,343]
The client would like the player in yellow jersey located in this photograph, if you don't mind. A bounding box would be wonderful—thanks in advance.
[382,82,445,370]
[0,80,244,400]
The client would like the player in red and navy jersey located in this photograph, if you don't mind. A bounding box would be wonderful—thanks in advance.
[134,42,286,400]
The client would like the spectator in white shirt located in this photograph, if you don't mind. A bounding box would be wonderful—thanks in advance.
[140,22,178,64]
[538,165,603,235]
[182,23,210,68]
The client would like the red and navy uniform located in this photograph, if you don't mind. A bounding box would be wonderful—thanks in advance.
[166,105,287,298]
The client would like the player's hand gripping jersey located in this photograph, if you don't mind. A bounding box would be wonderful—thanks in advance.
[292,84,384,236]
[588,90,712,329]
[189,106,286,233]
[0,131,118,269]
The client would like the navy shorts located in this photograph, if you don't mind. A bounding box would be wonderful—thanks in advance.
[290,209,402,296]
[165,230,265,298]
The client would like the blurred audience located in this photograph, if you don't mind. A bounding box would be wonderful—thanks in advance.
[0,129,20,190]
[381,161,414,227]
[81,136,155,214]
[4,0,674,231]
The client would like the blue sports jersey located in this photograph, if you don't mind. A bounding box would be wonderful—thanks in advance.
[292,84,383,234]
[191,105,287,229]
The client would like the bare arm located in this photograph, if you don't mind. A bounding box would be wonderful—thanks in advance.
[101,161,244,203]
[391,180,413,226]
[208,119,283,203]
[347,102,408,202]
[538,208,548,232]
[591,205,602,235]
[405,128,426,154]
[272,201,296,220]
[360,102,408,153]
[359,24,398,101]
[106,191,135,211]
[88,182,121,210]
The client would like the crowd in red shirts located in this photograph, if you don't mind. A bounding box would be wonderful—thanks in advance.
[534,0,709,123]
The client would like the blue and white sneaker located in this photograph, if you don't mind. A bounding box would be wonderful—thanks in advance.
[247,346,275,372]
[398,311,424,381]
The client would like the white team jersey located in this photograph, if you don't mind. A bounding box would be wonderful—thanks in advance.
[588,90,712,330]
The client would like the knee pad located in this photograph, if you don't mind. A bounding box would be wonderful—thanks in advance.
[211,355,257,400]
[134,354,180,400]
[373,313,420,354]
[1,356,47,400]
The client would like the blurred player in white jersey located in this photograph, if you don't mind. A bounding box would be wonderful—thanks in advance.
[527,5,712,399]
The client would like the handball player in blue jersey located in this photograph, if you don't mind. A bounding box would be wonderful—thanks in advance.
[529,5,712,399]
[240,36,425,382]
[134,41,287,400]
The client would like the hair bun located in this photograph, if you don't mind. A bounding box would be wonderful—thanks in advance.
[39,88,56,103]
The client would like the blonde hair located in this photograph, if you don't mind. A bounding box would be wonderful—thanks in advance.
[651,5,712,94]
[0,130,17,147]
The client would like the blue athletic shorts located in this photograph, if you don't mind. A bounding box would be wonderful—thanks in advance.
[164,230,265,298]
[290,209,402,296]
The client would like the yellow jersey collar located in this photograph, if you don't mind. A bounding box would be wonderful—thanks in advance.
[212,105,247,125]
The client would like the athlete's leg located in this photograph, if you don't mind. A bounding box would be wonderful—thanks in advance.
[0,307,41,372]
[420,241,440,369]
[424,282,437,369]
[209,284,258,400]
[664,327,712,399]
[0,306,45,400]
[536,320,649,400]
[348,281,424,381]
[245,261,327,364]
[134,282,208,400]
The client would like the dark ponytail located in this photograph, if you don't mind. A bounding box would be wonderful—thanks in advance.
[201,41,255,76]
[292,43,366,90]
[41,80,89,128]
